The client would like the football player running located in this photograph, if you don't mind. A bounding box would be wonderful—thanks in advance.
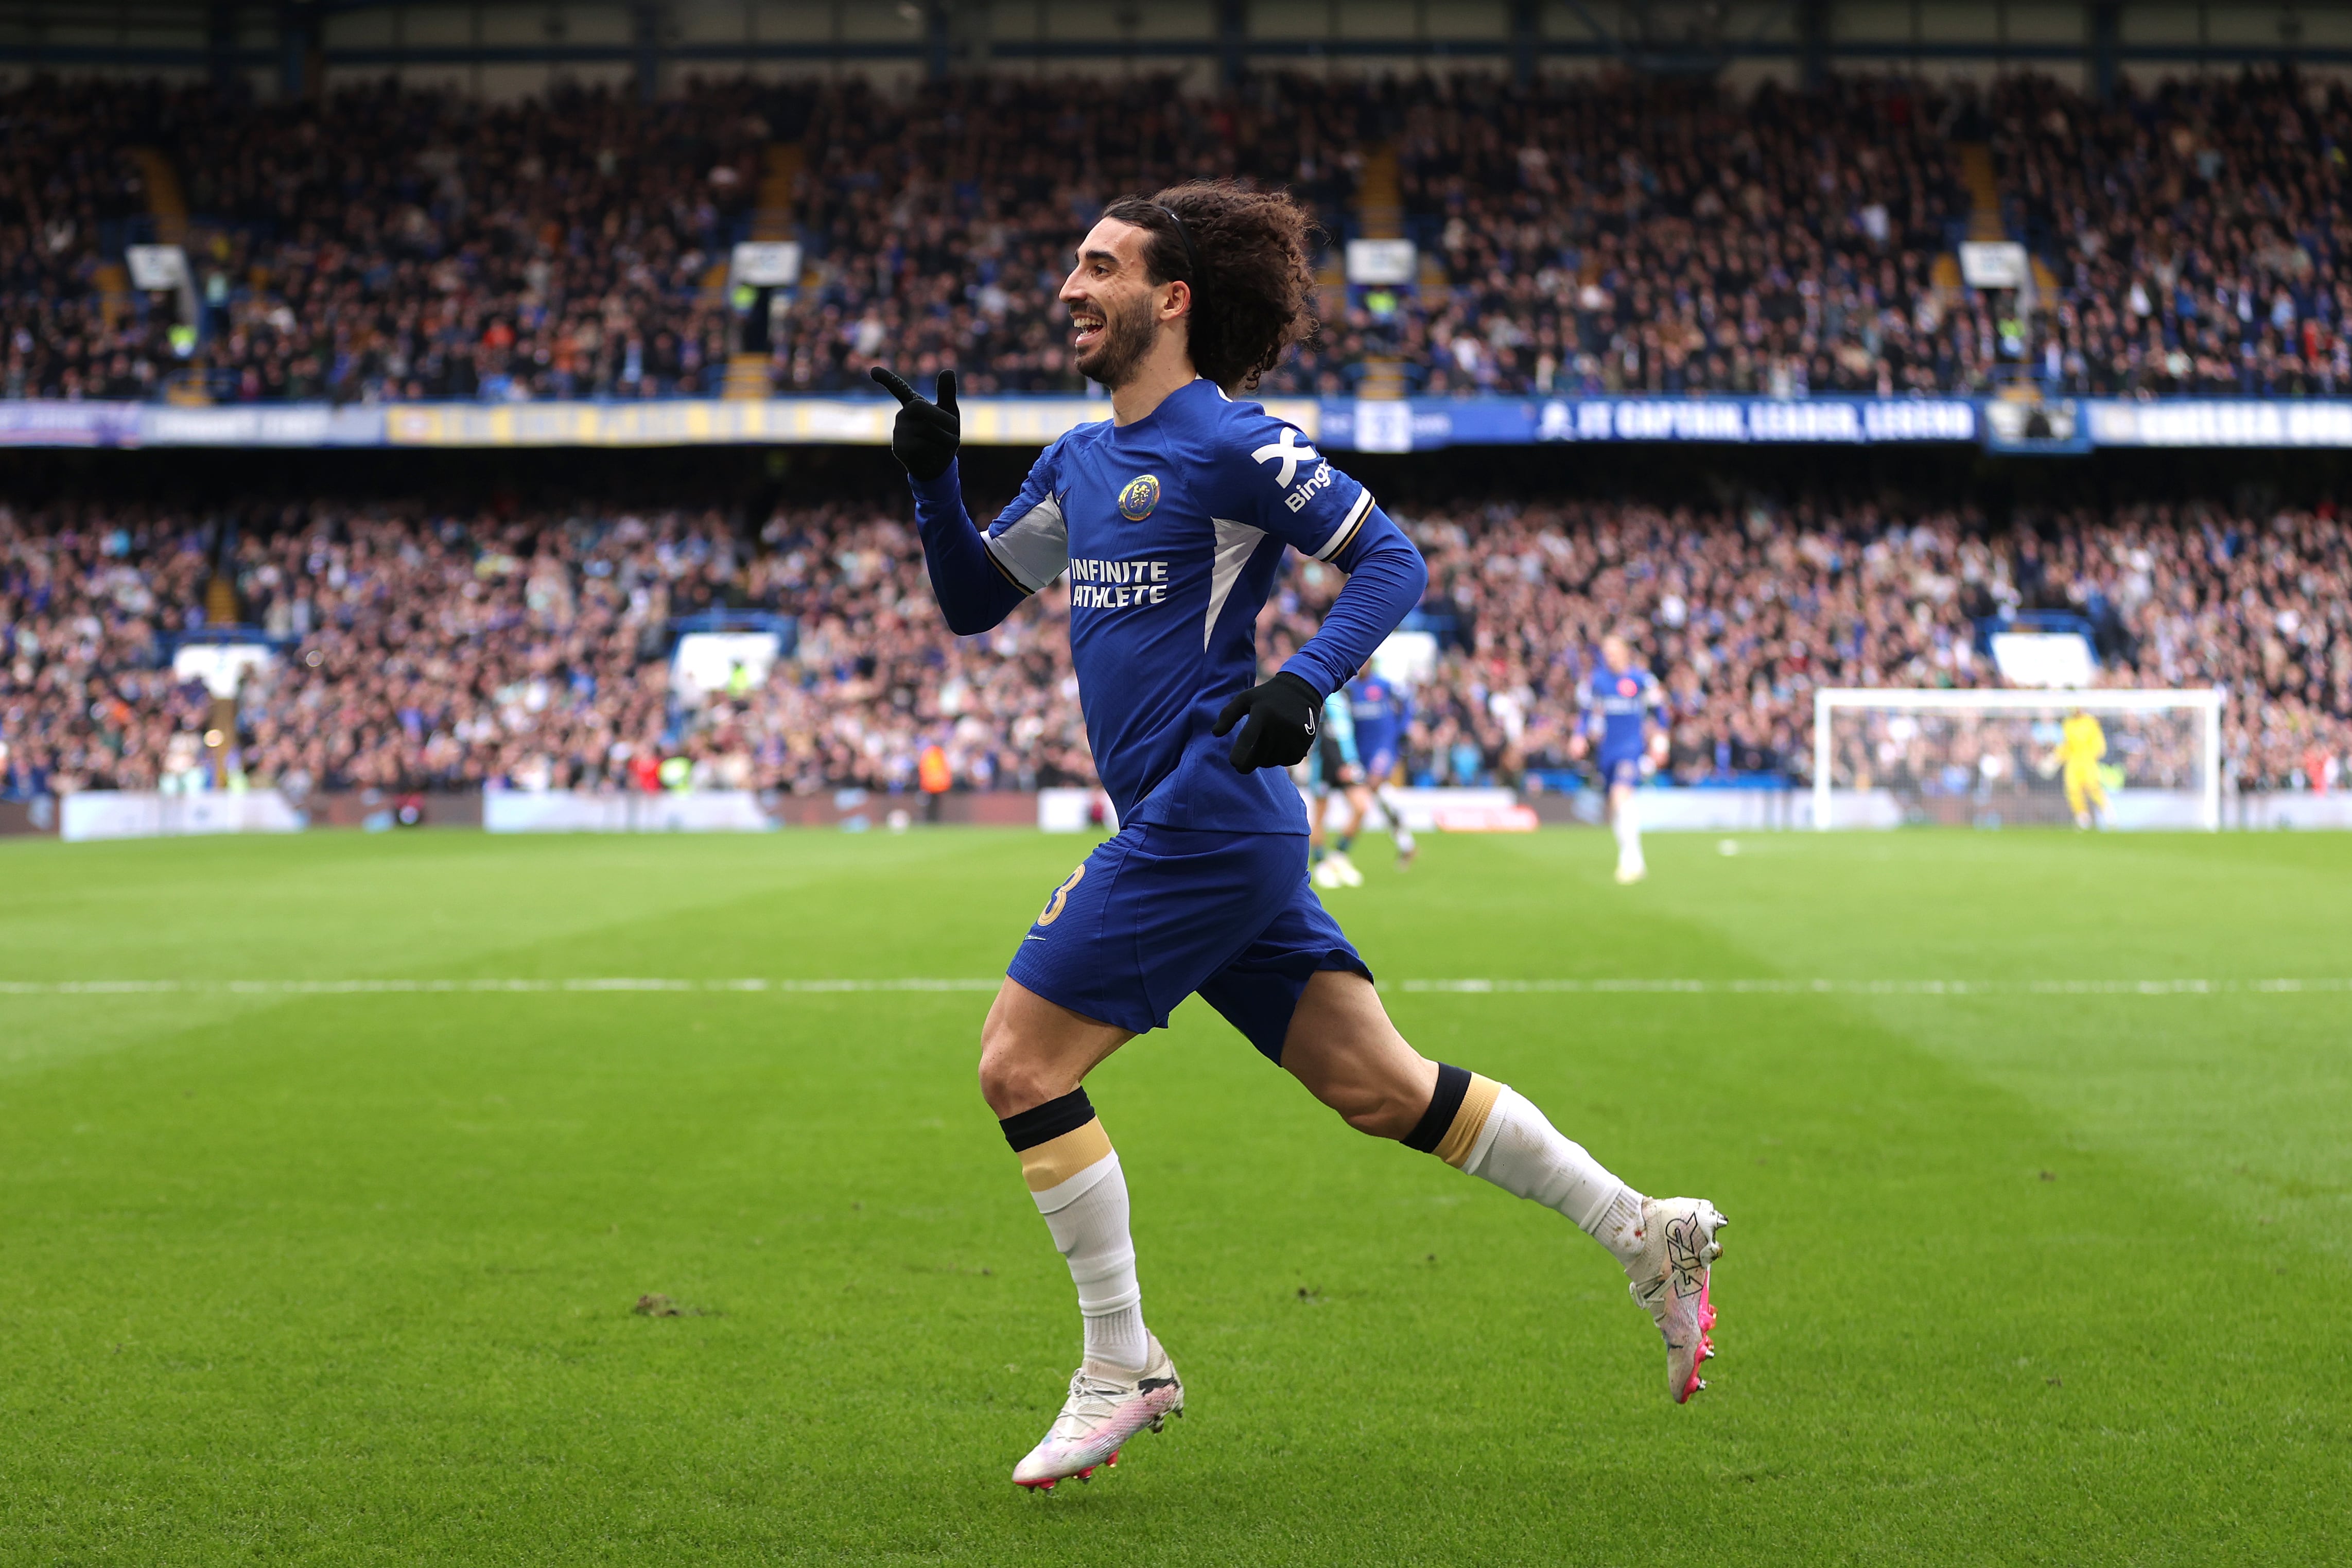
[872,181,1726,1494]
[1569,633,1670,883]
[1346,659,1418,869]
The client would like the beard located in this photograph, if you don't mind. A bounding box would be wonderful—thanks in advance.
[1074,291,1157,388]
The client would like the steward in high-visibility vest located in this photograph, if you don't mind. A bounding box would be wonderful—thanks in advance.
[918,744,951,794]
[918,744,951,821]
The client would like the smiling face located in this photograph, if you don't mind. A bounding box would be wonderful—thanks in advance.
[1059,216,1188,389]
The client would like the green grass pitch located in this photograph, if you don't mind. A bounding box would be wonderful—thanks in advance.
[3,826,2347,1565]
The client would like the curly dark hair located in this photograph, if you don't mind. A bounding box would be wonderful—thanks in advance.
[1101,181,1320,392]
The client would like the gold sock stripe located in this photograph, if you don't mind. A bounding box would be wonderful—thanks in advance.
[1019,1117,1113,1192]
[1433,1073,1502,1169]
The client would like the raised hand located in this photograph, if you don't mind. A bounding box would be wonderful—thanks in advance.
[870,366,961,481]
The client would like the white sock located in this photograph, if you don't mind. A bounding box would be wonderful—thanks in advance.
[1462,1086,1647,1265]
[1033,1152,1149,1370]
[1083,1301,1148,1369]
[1380,788,1416,853]
[1613,793,1643,867]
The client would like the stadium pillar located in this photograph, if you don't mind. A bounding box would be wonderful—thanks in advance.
[276,0,320,100]
[2089,3,2121,101]
[1217,0,1246,91]
[633,1,664,102]
[925,1,952,82]
[1509,0,1539,88]
[208,3,238,93]
[1798,0,1829,91]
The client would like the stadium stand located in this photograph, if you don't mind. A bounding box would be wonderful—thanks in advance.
[7,50,2351,822]
[5,486,2345,801]
[6,78,781,403]
[1992,73,2352,396]
[0,82,167,401]
[11,67,2347,403]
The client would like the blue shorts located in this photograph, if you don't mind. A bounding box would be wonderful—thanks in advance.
[1363,745,1399,782]
[1007,823,1371,1063]
[1601,753,1643,788]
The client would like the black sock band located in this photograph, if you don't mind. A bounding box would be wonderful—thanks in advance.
[1402,1062,1472,1152]
[999,1087,1096,1152]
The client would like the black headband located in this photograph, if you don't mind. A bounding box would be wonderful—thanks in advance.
[1159,204,1202,290]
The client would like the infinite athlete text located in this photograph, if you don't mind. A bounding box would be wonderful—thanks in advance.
[1069,557,1170,609]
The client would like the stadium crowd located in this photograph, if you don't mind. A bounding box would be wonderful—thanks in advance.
[1994,73,2352,397]
[1370,73,1967,397]
[1379,495,2346,796]
[4,487,2346,802]
[11,66,2351,402]
[1,81,164,402]
[8,76,779,403]
[0,493,1088,799]
[783,73,1363,396]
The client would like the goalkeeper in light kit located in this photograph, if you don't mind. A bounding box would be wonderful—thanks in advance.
[2049,708,2110,828]
[872,180,1726,1493]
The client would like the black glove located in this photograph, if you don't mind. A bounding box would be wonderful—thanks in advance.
[869,366,960,481]
[1213,671,1322,773]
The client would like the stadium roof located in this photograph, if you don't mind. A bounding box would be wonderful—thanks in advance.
[5,1,2350,94]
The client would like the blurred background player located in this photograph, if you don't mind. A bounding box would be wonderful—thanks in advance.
[1346,661,1419,870]
[1569,634,1669,884]
[2047,708,2111,829]
[1308,689,1368,888]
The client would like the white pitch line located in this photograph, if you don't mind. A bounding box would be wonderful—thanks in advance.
[0,977,2347,998]
[1399,978,2352,996]
[0,977,1003,996]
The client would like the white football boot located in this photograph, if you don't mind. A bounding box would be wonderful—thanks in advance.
[1329,850,1365,887]
[1312,857,1346,890]
[1624,1196,1728,1402]
[1011,1337,1184,1492]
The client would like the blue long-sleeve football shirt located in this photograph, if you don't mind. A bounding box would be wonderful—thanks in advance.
[1346,672,1409,761]
[904,377,1427,834]
[1582,661,1665,763]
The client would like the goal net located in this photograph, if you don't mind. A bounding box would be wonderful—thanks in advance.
[1810,688,2224,831]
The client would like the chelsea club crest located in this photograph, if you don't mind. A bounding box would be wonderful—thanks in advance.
[1118,474,1160,521]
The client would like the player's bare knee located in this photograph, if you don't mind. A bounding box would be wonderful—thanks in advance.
[976,1016,1053,1117]
[977,1037,1055,1119]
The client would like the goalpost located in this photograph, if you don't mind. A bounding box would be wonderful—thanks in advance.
[1811,688,2225,832]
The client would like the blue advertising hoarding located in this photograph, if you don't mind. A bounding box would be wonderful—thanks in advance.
[1,394,2345,452]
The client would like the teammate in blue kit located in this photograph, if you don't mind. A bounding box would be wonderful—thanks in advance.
[1345,663,1418,868]
[872,182,1725,1492]
[1570,633,1670,884]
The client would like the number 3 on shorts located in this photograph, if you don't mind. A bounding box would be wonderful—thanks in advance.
[1037,864,1086,927]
